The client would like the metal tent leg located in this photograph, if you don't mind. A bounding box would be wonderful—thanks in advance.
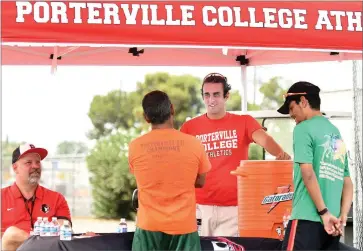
[241,65,248,113]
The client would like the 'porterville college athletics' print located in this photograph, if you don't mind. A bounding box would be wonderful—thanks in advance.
[196,130,238,158]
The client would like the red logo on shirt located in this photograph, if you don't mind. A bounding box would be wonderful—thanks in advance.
[261,185,294,213]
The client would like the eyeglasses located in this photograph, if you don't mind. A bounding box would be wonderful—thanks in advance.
[203,73,227,83]
[282,92,307,99]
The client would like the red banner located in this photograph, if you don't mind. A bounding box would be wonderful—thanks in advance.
[2,1,362,50]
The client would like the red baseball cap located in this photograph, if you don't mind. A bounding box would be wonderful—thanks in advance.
[12,143,48,164]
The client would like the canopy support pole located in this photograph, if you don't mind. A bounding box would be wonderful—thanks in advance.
[51,46,58,75]
[241,65,248,113]
[352,60,363,250]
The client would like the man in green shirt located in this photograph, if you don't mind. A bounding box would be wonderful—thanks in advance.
[277,81,353,250]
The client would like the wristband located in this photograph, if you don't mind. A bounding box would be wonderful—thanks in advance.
[317,208,328,215]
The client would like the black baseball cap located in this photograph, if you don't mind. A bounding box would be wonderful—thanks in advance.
[12,143,48,164]
[277,81,321,115]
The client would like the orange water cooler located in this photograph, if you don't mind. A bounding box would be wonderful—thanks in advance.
[231,160,294,240]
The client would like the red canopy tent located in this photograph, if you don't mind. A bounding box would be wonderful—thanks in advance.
[2,2,363,247]
[2,0,362,110]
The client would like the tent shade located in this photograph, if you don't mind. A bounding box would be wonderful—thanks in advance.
[2,45,362,67]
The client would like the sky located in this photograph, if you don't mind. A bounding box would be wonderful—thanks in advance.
[1,60,360,154]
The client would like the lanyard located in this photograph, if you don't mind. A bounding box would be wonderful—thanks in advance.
[16,185,38,230]
[23,196,36,230]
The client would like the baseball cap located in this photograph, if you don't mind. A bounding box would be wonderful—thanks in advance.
[277,81,321,115]
[12,143,48,164]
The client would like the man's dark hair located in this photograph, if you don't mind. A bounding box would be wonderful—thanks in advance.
[201,73,232,98]
[142,90,172,125]
[288,94,321,110]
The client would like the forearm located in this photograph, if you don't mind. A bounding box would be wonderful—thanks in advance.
[302,168,326,211]
[194,182,203,188]
[340,177,353,217]
[2,226,30,251]
[195,174,206,188]
[260,135,284,157]
[194,178,202,188]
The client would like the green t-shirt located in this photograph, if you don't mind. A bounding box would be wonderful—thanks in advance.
[291,115,350,222]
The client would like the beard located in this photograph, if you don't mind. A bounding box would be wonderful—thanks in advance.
[28,170,41,185]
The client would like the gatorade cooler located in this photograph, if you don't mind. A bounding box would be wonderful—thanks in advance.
[231,160,294,240]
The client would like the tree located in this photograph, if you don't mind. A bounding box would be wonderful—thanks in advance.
[226,90,261,112]
[2,139,23,185]
[87,73,204,139]
[134,73,205,131]
[226,77,288,112]
[258,77,294,158]
[55,141,89,155]
[259,77,288,110]
[86,130,137,219]
[2,139,24,157]
[87,90,137,139]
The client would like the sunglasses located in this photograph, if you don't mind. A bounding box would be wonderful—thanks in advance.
[203,73,227,83]
[282,92,307,100]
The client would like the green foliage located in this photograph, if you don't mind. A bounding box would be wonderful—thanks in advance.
[248,144,263,160]
[56,141,89,155]
[248,118,264,160]
[226,76,288,112]
[87,90,137,139]
[132,73,204,132]
[2,139,24,157]
[1,139,23,182]
[86,130,137,220]
[226,90,261,111]
[263,118,295,158]
[87,73,204,138]
[259,76,288,110]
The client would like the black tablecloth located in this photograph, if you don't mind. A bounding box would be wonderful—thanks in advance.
[17,232,360,251]
[17,232,281,251]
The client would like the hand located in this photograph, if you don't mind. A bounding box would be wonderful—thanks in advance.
[276,152,291,160]
[335,215,347,236]
[321,212,341,236]
[82,231,100,237]
[339,215,348,227]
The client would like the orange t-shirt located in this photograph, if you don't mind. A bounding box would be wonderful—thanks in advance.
[128,128,211,235]
[180,113,262,206]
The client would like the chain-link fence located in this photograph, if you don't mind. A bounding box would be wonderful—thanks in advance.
[1,154,93,218]
[352,60,363,250]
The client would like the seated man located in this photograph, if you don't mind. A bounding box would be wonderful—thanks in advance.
[1,143,72,251]
[128,90,211,251]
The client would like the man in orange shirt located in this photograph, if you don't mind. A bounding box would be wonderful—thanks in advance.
[128,90,211,251]
[180,73,291,237]
[1,143,71,251]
